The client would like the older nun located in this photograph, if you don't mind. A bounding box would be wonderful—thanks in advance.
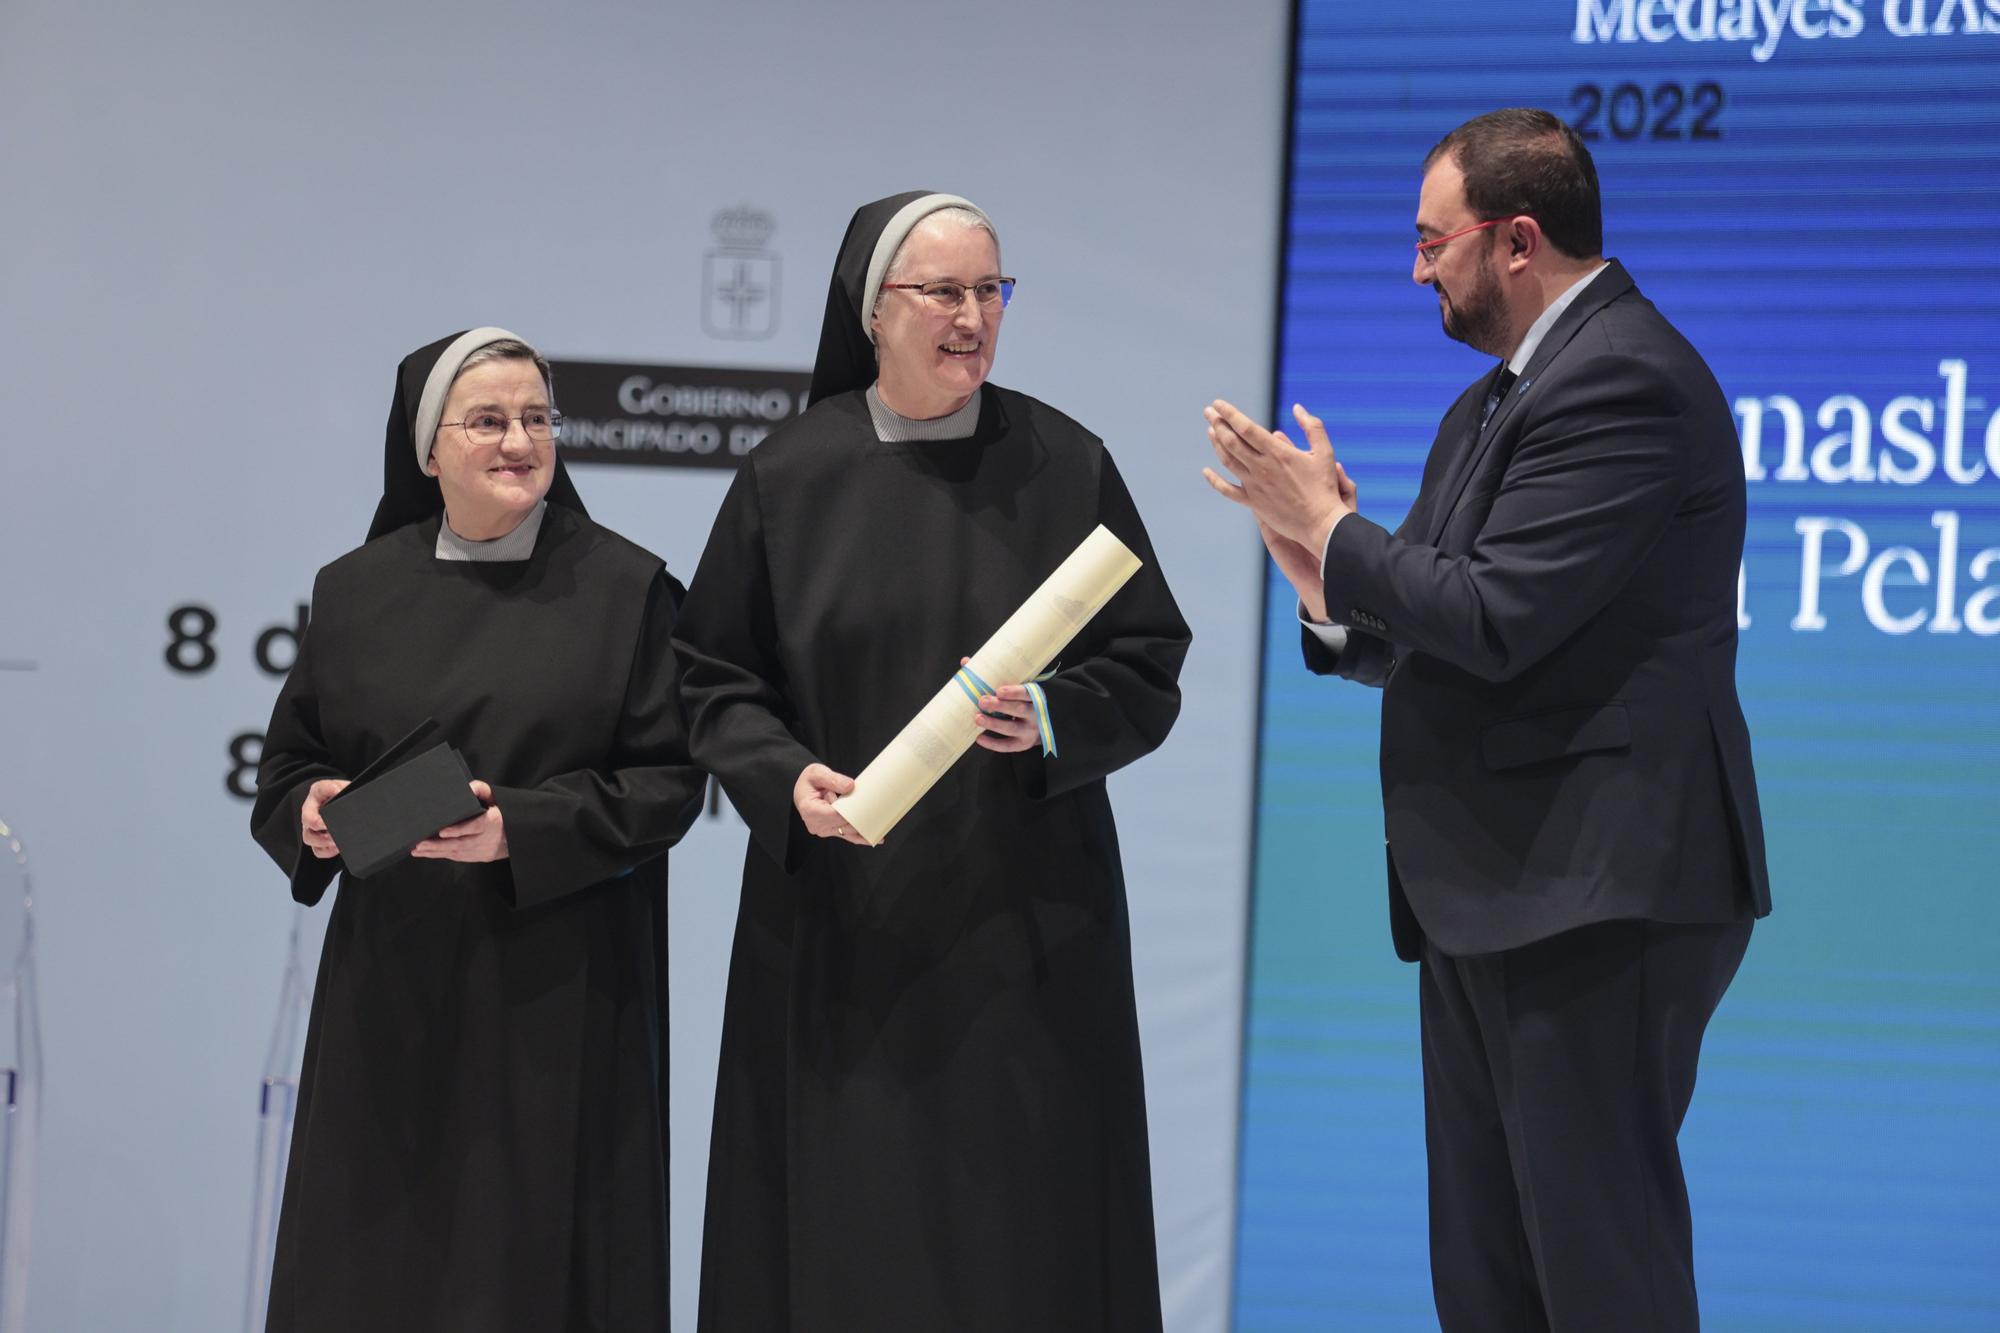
[676,194,1190,1330]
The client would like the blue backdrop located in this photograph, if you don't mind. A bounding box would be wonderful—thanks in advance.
[1233,5,2000,1329]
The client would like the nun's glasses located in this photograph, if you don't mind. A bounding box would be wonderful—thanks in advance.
[439,410,565,445]
[879,277,1017,311]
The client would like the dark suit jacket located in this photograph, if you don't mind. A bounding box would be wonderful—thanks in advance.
[1306,261,1771,961]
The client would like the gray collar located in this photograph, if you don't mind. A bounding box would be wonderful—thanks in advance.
[865,383,982,442]
[1506,263,1610,375]
[435,500,548,562]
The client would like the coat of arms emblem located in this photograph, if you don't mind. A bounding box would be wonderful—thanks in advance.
[703,206,780,341]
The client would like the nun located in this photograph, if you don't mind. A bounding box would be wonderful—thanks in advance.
[676,193,1190,1330]
[250,328,705,1332]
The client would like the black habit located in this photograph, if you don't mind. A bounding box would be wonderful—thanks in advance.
[678,380,1188,1332]
[250,332,704,1332]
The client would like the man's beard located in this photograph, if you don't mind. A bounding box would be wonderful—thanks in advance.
[1436,250,1509,357]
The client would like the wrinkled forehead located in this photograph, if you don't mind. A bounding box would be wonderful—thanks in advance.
[895,216,1000,275]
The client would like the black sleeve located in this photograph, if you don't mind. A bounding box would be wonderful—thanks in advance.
[489,569,708,909]
[1320,349,1687,683]
[1300,617,1395,687]
[250,574,346,906]
[672,463,820,869]
[1019,448,1191,800]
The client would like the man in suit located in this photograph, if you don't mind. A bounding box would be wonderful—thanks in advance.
[1204,108,1771,1331]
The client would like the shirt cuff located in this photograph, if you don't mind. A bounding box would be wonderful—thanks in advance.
[1298,602,1348,653]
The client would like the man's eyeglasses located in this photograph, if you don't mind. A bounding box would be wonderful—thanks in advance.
[439,410,563,446]
[880,277,1017,311]
[1414,218,1522,265]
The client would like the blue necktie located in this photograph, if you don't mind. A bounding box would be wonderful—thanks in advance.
[1480,367,1518,432]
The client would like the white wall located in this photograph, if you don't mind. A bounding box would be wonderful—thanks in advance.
[0,1,1287,1327]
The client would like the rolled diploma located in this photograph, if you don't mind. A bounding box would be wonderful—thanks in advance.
[832,524,1142,845]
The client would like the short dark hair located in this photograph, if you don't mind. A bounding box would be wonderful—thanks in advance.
[1423,108,1602,260]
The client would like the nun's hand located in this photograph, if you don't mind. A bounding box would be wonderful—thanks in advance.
[962,658,1041,754]
[411,780,509,863]
[795,763,872,846]
[301,779,350,859]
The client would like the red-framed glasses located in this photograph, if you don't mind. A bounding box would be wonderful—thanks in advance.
[1414,217,1523,263]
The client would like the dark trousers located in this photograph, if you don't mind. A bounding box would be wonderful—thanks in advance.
[1420,917,1752,1333]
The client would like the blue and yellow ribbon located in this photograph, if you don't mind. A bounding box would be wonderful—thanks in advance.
[955,663,1059,758]
[1024,675,1057,758]
[954,662,997,709]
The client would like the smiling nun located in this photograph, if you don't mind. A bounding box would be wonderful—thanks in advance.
[250,328,705,1331]
[675,194,1191,1329]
